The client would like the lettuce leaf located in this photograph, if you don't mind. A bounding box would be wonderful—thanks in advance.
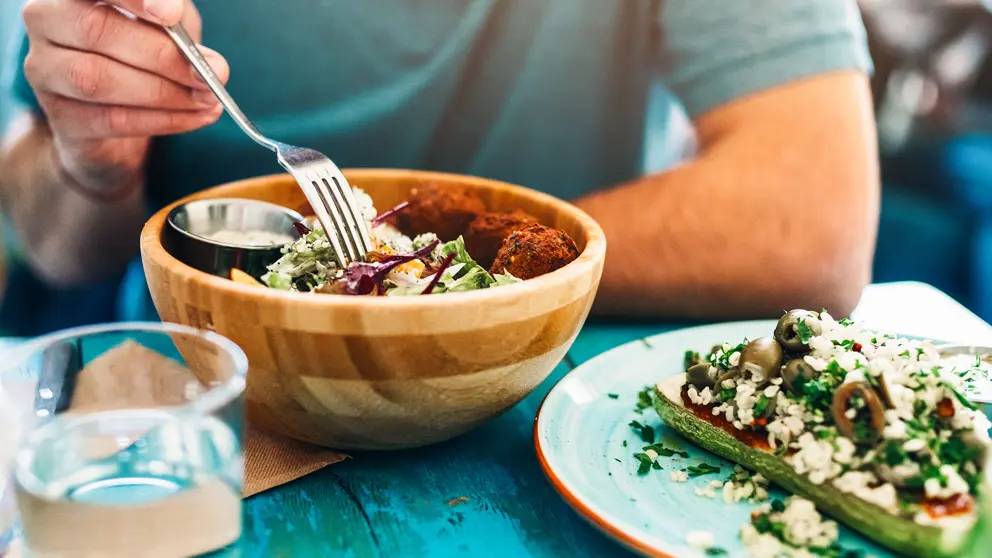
[493,271,522,287]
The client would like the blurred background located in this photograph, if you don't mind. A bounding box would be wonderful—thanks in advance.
[2,0,992,332]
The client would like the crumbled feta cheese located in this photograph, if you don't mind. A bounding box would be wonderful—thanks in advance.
[833,471,899,514]
[832,437,856,465]
[694,480,723,499]
[788,433,841,484]
[741,497,839,558]
[782,498,839,548]
[924,465,970,499]
[670,471,688,483]
[902,438,926,453]
[685,531,715,550]
[721,471,770,504]
[803,355,828,372]
[882,413,907,440]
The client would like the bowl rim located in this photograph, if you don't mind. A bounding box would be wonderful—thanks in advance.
[140,168,607,311]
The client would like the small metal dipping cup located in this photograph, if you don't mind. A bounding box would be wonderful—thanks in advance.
[164,198,304,279]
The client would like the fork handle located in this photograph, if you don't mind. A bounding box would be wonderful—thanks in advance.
[163,24,278,152]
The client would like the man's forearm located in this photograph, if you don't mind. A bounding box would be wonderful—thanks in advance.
[576,73,880,320]
[0,113,147,286]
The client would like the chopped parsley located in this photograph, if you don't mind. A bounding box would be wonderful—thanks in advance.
[939,437,983,466]
[705,548,728,557]
[882,440,908,466]
[802,376,837,412]
[684,350,702,369]
[752,395,772,418]
[684,463,721,478]
[824,359,846,378]
[643,443,689,459]
[946,383,979,411]
[632,453,655,474]
[752,512,786,540]
[622,440,627,448]
[770,499,786,513]
[832,339,855,351]
[839,317,854,327]
[720,386,736,401]
[814,428,834,440]
[607,393,619,399]
[906,464,946,489]
[635,386,653,413]
[796,319,815,343]
[904,417,930,438]
[629,420,655,444]
[710,341,747,371]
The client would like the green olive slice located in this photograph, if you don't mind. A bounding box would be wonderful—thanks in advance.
[874,372,895,409]
[833,382,886,445]
[687,363,718,389]
[738,337,784,382]
[781,358,818,396]
[774,310,821,353]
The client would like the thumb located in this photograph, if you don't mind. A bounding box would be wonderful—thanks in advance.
[107,0,185,26]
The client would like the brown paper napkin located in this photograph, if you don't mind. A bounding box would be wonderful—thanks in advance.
[66,340,347,499]
[243,426,347,497]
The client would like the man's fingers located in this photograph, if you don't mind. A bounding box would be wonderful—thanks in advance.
[38,92,224,139]
[26,45,218,111]
[106,0,184,26]
[26,0,227,90]
[179,0,203,41]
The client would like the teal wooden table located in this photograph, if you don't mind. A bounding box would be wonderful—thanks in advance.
[243,320,656,558]
[241,282,992,558]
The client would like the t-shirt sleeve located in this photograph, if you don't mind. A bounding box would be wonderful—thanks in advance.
[659,0,873,117]
[2,30,41,113]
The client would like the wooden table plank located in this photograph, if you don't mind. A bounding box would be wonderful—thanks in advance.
[243,362,640,557]
[567,320,688,367]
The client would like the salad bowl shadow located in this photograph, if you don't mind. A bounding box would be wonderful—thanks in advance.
[139,169,606,450]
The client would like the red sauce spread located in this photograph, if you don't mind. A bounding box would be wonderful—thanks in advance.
[681,387,771,451]
[923,493,974,518]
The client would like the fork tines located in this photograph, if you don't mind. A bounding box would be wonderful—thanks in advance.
[300,166,373,268]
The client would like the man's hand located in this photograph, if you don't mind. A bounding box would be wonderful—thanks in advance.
[21,0,229,194]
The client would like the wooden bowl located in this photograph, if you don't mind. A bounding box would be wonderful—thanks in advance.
[140,169,606,450]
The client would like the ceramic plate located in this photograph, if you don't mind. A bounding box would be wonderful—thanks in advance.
[535,320,894,557]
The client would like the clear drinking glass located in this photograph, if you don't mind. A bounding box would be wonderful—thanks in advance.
[0,323,247,557]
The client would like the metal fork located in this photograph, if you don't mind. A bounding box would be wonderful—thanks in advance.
[163,24,372,267]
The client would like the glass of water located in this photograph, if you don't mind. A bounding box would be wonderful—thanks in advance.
[0,322,247,557]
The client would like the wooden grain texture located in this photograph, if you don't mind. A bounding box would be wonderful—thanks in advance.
[139,170,607,450]
[242,352,644,558]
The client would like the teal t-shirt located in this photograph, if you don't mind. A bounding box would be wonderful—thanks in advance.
[4,0,871,324]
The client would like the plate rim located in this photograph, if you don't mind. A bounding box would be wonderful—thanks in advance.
[534,319,781,557]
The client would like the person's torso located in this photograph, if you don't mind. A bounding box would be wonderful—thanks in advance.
[128,0,693,320]
[147,0,683,207]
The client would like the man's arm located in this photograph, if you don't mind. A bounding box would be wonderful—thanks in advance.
[576,70,879,319]
[0,110,148,286]
[0,0,226,287]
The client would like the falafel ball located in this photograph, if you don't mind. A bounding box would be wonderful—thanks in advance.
[464,210,539,269]
[393,183,486,241]
[489,224,580,280]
